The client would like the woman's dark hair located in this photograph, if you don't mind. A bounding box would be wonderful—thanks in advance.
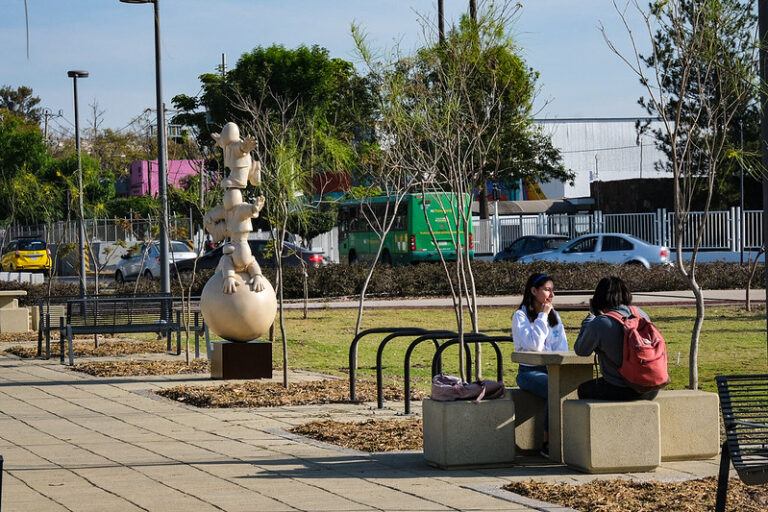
[591,276,632,313]
[519,272,558,327]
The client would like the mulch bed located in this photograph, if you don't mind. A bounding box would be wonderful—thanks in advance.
[155,379,427,408]
[71,359,209,376]
[4,340,168,358]
[504,477,768,512]
[291,418,422,452]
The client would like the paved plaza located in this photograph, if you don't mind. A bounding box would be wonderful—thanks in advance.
[0,350,725,512]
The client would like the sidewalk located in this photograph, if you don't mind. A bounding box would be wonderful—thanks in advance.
[284,288,763,310]
[0,354,724,512]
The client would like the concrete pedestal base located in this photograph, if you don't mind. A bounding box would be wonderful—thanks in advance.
[563,399,660,473]
[210,341,272,380]
[508,388,545,453]
[0,308,28,333]
[423,394,516,469]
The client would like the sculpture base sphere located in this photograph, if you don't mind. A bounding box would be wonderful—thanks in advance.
[200,272,277,342]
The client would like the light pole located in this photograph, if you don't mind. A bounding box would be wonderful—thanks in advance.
[120,0,170,295]
[67,70,88,298]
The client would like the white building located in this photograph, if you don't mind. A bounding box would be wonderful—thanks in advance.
[536,117,669,199]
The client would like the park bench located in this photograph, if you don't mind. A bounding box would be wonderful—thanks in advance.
[62,295,181,365]
[715,374,768,512]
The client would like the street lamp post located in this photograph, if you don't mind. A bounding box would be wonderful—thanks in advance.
[67,70,89,298]
[120,0,170,295]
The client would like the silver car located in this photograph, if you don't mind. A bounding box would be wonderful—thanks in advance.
[518,233,670,269]
[114,241,198,284]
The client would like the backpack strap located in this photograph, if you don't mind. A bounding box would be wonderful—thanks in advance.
[595,309,626,368]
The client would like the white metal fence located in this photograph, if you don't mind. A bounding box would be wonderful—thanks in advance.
[4,208,763,263]
[473,208,764,257]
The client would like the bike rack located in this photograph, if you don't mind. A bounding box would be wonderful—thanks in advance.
[348,327,430,402]
[374,329,457,409]
[430,335,515,381]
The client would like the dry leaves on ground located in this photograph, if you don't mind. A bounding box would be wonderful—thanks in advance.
[0,332,39,343]
[155,379,427,408]
[5,340,167,358]
[71,359,209,377]
[291,418,422,452]
[505,477,768,512]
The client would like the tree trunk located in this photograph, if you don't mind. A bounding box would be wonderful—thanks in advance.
[688,274,704,390]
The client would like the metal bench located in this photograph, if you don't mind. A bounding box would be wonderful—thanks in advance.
[715,374,768,512]
[63,295,181,365]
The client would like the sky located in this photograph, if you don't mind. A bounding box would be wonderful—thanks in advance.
[0,1,652,135]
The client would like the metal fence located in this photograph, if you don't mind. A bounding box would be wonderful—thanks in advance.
[473,208,764,257]
[4,208,763,264]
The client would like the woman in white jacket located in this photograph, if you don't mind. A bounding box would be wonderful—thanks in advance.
[511,273,568,458]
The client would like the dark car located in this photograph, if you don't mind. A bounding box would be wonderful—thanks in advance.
[493,234,570,262]
[170,239,327,277]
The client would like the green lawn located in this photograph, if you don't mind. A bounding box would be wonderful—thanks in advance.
[177,304,768,394]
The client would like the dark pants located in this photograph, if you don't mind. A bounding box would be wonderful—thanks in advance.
[577,377,658,401]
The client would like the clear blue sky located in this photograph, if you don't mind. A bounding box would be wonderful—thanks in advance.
[0,1,649,133]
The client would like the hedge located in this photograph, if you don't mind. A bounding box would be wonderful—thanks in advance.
[3,261,761,305]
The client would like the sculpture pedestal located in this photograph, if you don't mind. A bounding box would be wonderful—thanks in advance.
[210,341,272,380]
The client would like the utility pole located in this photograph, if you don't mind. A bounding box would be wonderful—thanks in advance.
[760,0,768,356]
[469,0,477,22]
[438,0,445,42]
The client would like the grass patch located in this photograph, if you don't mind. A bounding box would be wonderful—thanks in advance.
[211,305,768,394]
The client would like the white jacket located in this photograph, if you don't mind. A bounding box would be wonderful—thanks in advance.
[511,307,568,354]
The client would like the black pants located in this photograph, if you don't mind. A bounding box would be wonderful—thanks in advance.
[578,377,658,401]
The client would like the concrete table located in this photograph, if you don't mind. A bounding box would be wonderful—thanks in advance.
[0,290,28,333]
[510,350,593,463]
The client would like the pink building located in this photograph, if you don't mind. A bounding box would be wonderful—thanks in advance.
[128,159,203,196]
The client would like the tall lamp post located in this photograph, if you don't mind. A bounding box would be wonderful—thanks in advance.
[120,0,170,295]
[67,70,89,298]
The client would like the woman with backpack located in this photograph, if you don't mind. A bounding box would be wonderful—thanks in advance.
[512,272,568,458]
[574,276,667,401]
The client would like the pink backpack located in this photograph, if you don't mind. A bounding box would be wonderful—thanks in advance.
[430,374,506,402]
[603,306,670,393]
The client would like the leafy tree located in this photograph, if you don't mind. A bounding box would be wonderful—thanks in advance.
[0,111,49,220]
[421,12,571,218]
[606,0,759,389]
[0,85,41,123]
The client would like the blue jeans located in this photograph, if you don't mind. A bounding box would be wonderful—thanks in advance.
[516,364,549,431]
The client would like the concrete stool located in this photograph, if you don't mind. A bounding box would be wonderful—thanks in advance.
[563,399,660,473]
[654,390,720,461]
[0,290,28,333]
[423,393,516,469]
[508,388,545,453]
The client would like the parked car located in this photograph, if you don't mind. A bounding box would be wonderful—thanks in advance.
[493,234,570,262]
[114,241,198,284]
[517,233,670,268]
[0,238,52,274]
[170,239,328,277]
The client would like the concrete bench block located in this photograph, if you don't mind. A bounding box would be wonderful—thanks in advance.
[508,388,545,452]
[0,309,29,333]
[423,393,515,469]
[654,390,720,461]
[563,399,660,473]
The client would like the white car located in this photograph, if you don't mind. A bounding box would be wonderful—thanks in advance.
[114,241,198,284]
[518,233,670,269]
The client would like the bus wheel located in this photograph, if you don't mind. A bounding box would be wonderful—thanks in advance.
[380,250,392,266]
[348,251,359,264]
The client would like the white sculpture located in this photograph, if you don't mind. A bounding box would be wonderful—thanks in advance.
[200,122,277,342]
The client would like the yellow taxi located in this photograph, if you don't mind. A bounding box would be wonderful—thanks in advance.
[1,238,52,275]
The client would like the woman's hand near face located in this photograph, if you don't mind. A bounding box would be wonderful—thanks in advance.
[540,301,553,315]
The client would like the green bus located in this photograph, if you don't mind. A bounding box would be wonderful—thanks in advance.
[338,192,474,265]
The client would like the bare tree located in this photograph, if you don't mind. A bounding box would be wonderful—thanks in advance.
[604,0,759,388]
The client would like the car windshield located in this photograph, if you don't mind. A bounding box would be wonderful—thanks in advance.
[170,241,191,253]
[17,240,46,251]
[545,239,568,250]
